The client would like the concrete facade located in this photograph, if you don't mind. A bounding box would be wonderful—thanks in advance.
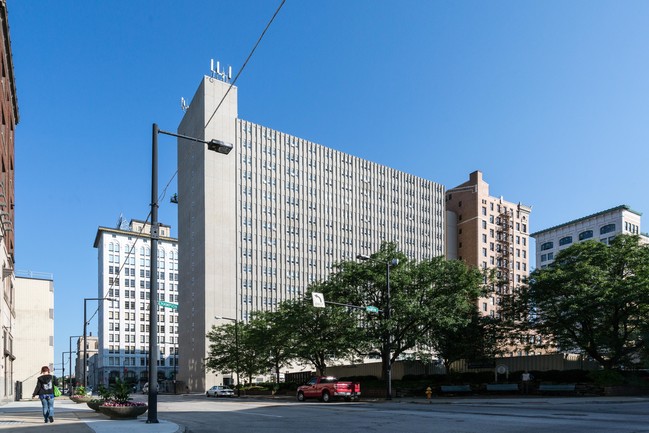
[531,205,649,268]
[177,76,446,392]
[14,275,54,400]
[446,171,532,322]
[93,219,179,390]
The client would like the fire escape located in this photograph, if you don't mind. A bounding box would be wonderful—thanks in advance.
[495,210,514,310]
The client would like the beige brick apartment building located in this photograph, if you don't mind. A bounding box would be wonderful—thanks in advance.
[446,171,531,321]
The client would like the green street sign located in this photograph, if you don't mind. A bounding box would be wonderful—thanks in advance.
[159,301,178,310]
[366,306,379,313]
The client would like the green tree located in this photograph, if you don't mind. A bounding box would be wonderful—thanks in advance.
[247,310,298,383]
[273,296,366,375]
[205,322,268,385]
[322,242,484,379]
[523,235,649,369]
[427,309,500,373]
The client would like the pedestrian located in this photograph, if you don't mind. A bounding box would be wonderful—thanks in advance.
[32,365,55,423]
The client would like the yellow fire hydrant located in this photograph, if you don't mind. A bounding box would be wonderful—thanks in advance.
[425,386,432,399]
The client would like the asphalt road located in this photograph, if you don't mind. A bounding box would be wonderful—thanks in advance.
[153,394,649,433]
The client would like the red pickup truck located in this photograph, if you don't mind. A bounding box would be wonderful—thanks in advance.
[296,376,361,402]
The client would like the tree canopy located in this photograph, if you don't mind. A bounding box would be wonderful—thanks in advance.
[205,242,491,381]
[205,322,268,384]
[320,242,485,378]
[523,235,649,369]
[273,297,366,375]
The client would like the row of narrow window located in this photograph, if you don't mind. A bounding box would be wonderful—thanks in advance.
[541,223,616,251]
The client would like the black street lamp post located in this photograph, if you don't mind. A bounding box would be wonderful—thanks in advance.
[68,335,82,396]
[148,123,232,423]
[356,254,399,400]
[385,258,399,400]
[84,298,115,389]
[62,351,76,393]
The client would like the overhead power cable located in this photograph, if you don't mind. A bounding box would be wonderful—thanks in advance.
[204,0,286,130]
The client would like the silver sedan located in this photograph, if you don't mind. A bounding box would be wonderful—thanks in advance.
[206,385,235,397]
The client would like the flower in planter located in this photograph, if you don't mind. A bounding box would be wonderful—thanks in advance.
[101,400,147,407]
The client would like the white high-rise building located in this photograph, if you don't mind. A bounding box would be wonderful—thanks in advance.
[176,76,446,391]
[532,205,649,268]
[93,219,180,390]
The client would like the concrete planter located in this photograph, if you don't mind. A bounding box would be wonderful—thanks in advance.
[86,400,104,412]
[70,395,92,403]
[98,404,148,420]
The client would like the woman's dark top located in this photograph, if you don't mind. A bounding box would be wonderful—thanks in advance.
[32,374,54,398]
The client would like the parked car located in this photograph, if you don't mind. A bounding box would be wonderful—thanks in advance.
[142,382,159,394]
[297,376,360,402]
[206,385,235,397]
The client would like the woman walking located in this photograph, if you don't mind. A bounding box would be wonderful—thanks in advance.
[32,365,55,423]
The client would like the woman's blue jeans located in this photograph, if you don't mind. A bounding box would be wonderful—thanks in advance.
[40,395,54,420]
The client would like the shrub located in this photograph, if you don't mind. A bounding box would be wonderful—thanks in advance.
[588,370,626,387]
[109,379,133,404]
[96,384,112,400]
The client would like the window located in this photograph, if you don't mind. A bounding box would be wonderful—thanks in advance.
[541,254,547,262]
[559,236,572,246]
[540,241,553,251]
[579,230,593,241]
[600,224,615,235]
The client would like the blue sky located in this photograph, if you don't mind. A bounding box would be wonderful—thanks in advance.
[8,1,649,375]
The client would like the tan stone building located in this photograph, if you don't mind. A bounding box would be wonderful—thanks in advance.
[75,335,98,388]
[13,274,54,400]
[445,171,531,321]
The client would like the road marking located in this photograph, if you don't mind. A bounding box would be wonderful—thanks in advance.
[243,411,283,418]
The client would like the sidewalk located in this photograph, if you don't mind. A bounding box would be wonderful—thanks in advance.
[0,398,184,432]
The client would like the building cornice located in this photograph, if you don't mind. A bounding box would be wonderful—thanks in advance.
[531,205,642,237]
[93,225,177,248]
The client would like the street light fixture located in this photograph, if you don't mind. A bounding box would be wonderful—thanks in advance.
[148,123,232,424]
[214,316,240,397]
[356,254,399,400]
[68,335,82,396]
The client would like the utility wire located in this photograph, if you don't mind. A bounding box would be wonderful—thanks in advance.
[86,0,286,333]
[204,0,286,130]
[85,212,151,325]
[86,145,179,327]
[159,170,178,204]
